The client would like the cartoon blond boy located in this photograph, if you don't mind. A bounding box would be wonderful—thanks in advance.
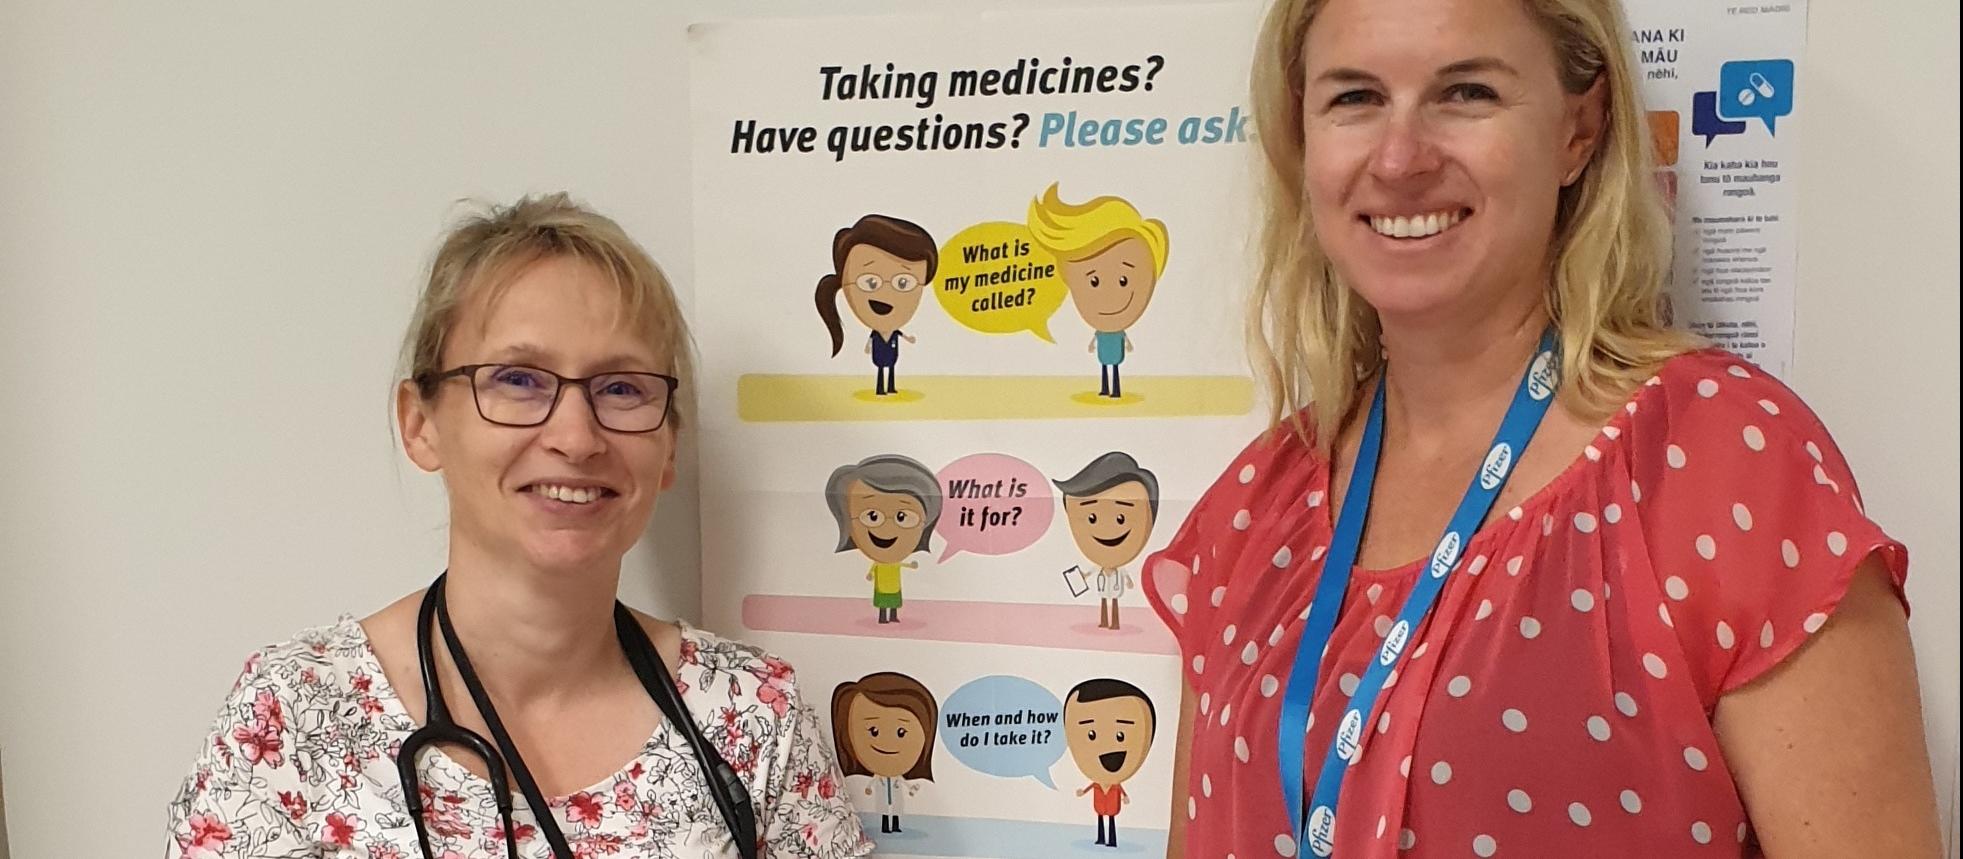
[1026,184,1169,398]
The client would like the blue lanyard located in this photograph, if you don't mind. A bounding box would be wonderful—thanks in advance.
[1277,328,1559,857]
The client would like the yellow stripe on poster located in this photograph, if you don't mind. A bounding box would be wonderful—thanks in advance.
[736,374,1254,423]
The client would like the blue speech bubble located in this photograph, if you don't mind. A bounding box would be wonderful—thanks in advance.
[938,675,1066,789]
[1716,59,1794,135]
[1692,90,1747,147]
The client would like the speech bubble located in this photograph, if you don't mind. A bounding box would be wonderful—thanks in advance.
[938,675,1067,789]
[1716,59,1794,135]
[1691,90,1746,147]
[933,221,1068,343]
[934,453,1054,562]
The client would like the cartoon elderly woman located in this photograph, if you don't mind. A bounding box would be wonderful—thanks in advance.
[825,454,943,624]
[832,672,939,835]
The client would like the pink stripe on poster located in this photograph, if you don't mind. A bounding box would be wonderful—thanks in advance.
[740,595,1178,655]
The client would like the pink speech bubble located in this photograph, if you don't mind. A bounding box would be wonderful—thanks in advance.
[934,453,1054,562]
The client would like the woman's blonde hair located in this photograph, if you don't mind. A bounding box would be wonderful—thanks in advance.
[1246,0,1698,447]
[1026,183,1170,273]
[399,192,696,427]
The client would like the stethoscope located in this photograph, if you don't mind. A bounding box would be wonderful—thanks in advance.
[396,572,757,859]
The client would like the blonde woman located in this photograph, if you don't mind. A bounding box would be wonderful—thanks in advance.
[1140,0,1943,856]
[1026,184,1169,398]
[166,194,872,859]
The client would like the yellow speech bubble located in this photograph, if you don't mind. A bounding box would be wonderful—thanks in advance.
[933,221,1067,343]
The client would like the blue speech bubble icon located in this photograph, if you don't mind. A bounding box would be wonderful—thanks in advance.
[1692,90,1747,147]
[938,675,1067,789]
[1716,59,1794,135]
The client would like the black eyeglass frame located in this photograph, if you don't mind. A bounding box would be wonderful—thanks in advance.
[419,363,681,434]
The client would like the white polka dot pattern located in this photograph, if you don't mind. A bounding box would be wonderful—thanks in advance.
[1130,351,1899,857]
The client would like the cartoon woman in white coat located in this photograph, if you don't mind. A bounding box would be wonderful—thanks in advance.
[832,672,938,834]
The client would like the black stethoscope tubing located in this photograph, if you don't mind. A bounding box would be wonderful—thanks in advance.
[395,572,756,859]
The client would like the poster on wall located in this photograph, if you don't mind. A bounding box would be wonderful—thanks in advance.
[688,2,1268,855]
[687,2,1807,857]
[1628,0,1807,374]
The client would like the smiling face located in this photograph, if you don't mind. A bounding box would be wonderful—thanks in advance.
[845,480,929,564]
[1059,236,1158,333]
[841,243,929,336]
[397,256,679,576]
[1064,692,1154,787]
[846,695,929,778]
[1062,481,1156,570]
[1298,0,1603,325]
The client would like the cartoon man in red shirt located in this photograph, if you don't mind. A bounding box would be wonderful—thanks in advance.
[1065,678,1156,848]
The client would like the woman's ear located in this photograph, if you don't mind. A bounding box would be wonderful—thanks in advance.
[397,380,443,473]
[1563,74,1610,185]
[658,433,680,492]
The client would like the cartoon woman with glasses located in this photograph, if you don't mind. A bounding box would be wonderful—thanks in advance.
[825,454,943,624]
[815,215,938,397]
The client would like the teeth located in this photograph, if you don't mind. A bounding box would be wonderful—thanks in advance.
[533,484,604,504]
[1369,209,1467,239]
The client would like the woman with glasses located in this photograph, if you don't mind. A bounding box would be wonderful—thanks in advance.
[166,194,873,858]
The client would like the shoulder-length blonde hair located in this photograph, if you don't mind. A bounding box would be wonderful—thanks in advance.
[1246,0,1699,447]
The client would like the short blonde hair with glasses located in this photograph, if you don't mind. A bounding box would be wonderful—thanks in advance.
[399,192,696,428]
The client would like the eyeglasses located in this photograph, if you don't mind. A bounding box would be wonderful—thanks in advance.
[421,364,679,433]
[852,273,922,293]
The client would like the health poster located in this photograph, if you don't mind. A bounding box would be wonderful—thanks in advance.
[1627,0,1808,374]
[687,3,1268,856]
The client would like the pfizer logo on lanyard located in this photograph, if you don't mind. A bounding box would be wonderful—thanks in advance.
[1379,619,1411,666]
[1308,804,1337,856]
[1429,531,1462,580]
[1480,442,1514,491]
[1335,708,1364,763]
[1528,349,1558,401]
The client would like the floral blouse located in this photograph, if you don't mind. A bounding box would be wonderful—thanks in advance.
[166,617,874,859]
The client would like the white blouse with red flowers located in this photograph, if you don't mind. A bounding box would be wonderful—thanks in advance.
[166,617,873,859]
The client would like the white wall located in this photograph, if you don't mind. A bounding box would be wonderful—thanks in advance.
[1796,0,1961,848]
[0,1,1953,855]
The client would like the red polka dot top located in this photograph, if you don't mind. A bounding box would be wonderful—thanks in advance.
[1143,348,1909,858]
